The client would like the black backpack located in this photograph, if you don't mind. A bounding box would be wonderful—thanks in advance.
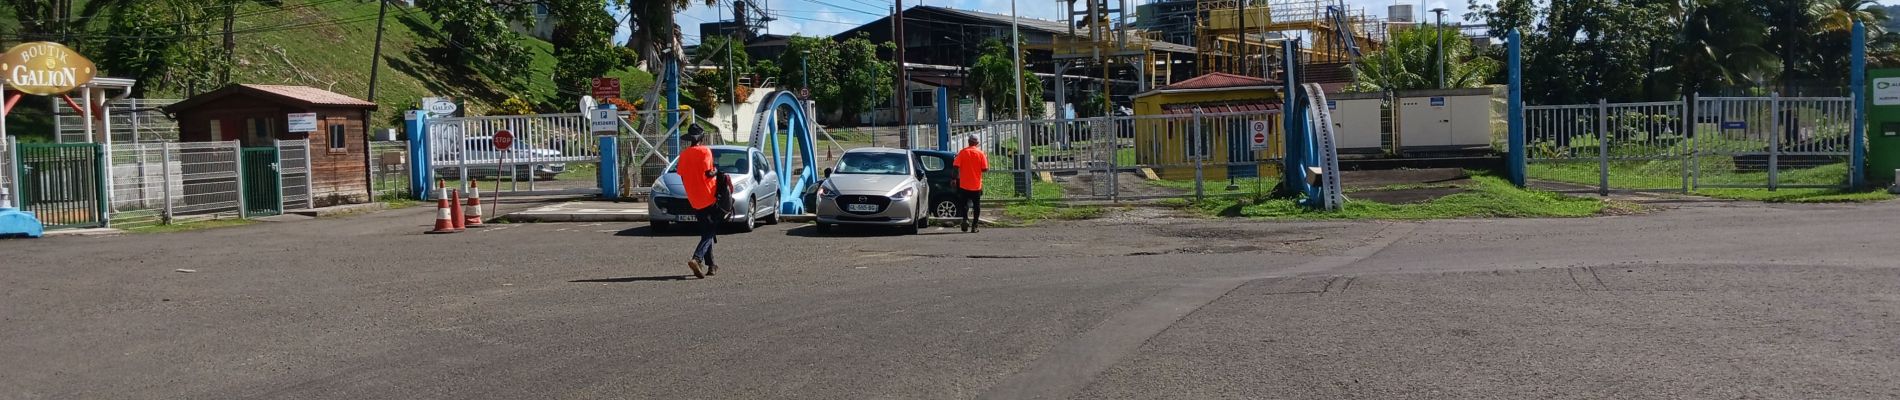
[713,173,735,217]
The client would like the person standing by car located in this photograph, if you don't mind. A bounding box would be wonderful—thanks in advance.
[954,135,989,233]
[678,125,724,278]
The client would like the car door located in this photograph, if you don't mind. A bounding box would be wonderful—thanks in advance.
[752,151,778,215]
[914,151,959,218]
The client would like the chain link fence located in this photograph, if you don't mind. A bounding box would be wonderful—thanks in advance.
[369,141,411,200]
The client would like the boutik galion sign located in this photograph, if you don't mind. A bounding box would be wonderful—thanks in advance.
[2,42,97,96]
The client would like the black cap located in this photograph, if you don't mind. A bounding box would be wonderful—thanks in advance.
[684,124,705,143]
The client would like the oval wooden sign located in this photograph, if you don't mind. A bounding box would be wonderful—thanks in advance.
[1,42,98,96]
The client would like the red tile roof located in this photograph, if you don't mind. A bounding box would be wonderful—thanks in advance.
[163,84,377,113]
[238,84,378,107]
[1160,73,1282,90]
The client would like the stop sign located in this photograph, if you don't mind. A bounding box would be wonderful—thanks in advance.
[493,129,514,150]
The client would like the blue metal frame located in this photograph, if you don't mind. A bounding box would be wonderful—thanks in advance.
[757,91,821,214]
[407,110,431,200]
[936,87,952,150]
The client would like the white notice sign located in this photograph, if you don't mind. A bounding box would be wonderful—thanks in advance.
[589,109,620,133]
[1249,120,1271,151]
[1875,78,1900,106]
[287,113,318,133]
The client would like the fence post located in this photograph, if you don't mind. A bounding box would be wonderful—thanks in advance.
[160,143,174,224]
[1019,120,1033,200]
[1193,109,1205,200]
[1679,96,1691,194]
[1769,92,1781,191]
[233,142,248,219]
[1506,29,1527,188]
[95,143,109,228]
[1597,99,1609,196]
[406,111,430,200]
[1851,21,1869,190]
[303,140,314,209]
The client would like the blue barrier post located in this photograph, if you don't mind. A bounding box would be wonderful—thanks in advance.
[1507,29,1527,188]
[1852,22,1868,190]
[936,87,952,150]
[599,105,620,199]
[406,110,431,200]
[1280,41,1306,196]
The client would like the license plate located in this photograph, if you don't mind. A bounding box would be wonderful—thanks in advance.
[846,204,878,212]
[677,215,696,222]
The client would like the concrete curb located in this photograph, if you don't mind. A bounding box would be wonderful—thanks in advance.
[44,228,125,237]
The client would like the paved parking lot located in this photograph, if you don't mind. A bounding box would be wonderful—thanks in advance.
[3,200,1899,399]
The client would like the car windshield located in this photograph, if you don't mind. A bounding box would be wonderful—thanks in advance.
[667,149,750,175]
[835,152,910,175]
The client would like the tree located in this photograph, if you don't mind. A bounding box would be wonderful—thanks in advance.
[95,0,229,97]
[692,34,753,104]
[833,34,895,122]
[968,39,1045,119]
[549,0,621,101]
[629,0,714,70]
[415,0,535,84]
[1348,27,1499,92]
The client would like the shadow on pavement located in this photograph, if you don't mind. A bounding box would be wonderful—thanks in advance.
[570,275,699,283]
[782,224,961,238]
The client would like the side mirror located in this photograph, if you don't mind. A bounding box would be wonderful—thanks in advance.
[822,167,832,178]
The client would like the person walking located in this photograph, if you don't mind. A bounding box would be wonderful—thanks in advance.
[678,125,724,278]
[953,135,989,233]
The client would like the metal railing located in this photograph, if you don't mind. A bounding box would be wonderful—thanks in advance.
[369,141,411,199]
[103,141,246,227]
[0,136,12,206]
[427,113,600,168]
[1524,95,1855,193]
[54,98,181,144]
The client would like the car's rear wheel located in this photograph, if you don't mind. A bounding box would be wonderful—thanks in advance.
[764,206,781,225]
[933,200,959,219]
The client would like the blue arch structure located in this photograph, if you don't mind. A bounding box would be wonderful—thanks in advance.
[753,91,821,214]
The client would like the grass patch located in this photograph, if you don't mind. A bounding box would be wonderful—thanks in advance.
[1147,176,1279,197]
[124,218,255,234]
[1002,202,1105,224]
[1528,161,1890,202]
[1179,175,1606,219]
[554,163,599,182]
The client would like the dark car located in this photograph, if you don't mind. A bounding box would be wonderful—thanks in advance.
[912,149,963,219]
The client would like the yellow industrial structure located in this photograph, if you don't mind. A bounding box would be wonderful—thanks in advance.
[1130,72,1284,180]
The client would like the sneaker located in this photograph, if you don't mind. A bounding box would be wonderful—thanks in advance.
[706,263,719,276]
[961,220,970,232]
[687,259,705,279]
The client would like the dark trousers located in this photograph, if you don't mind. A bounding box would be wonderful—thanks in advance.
[693,208,719,266]
[959,189,983,223]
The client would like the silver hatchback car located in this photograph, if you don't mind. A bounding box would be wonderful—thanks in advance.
[814,147,932,235]
[647,145,782,233]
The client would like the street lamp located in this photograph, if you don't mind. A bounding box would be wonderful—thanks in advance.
[1431,7,1448,89]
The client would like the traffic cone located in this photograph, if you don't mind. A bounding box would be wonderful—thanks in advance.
[426,189,458,234]
[464,187,485,227]
[449,189,467,232]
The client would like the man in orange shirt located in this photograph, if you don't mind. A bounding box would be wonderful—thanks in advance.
[953,135,989,233]
[677,126,722,278]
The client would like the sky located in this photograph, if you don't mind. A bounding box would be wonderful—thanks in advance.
[617,0,1490,45]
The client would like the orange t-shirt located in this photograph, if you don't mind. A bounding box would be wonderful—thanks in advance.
[678,145,718,210]
[954,146,988,191]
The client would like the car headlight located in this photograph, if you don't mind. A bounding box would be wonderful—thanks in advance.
[819,181,840,199]
[890,187,915,201]
[651,184,670,196]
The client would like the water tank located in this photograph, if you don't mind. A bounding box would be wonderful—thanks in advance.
[1388,4,1416,23]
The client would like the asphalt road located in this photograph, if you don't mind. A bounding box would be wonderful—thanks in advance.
[3,200,1898,399]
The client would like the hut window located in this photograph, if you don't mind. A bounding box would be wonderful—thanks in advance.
[328,123,348,152]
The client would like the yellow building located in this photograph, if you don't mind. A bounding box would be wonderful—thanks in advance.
[1130,73,1285,181]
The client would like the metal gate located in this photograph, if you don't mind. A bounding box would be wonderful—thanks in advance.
[1524,96,1853,193]
[240,147,282,217]
[14,142,106,228]
[276,139,312,210]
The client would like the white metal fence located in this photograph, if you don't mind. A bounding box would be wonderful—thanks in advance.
[1525,95,1855,192]
[1,136,12,206]
[426,113,600,168]
[277,139,312,210]
[105,141,246,227]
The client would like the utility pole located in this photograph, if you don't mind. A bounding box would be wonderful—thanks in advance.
[727,1,738,141]
[367,0,390,102]
[1431,7,1447,89]
[1011,0,1026,121]
[1238,0,1245,76]
[221,1,237,84]
[894,1,910,148]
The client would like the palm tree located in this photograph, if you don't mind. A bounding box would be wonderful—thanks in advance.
[1348,26,1498,92]
[1811,0,1887,36]
[630,0,715,72]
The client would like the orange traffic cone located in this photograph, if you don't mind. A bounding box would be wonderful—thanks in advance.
[464,187,485,227]
[449,189,467,232]
[426,189,458,234]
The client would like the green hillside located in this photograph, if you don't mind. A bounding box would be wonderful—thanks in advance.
[3,0,653,139]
